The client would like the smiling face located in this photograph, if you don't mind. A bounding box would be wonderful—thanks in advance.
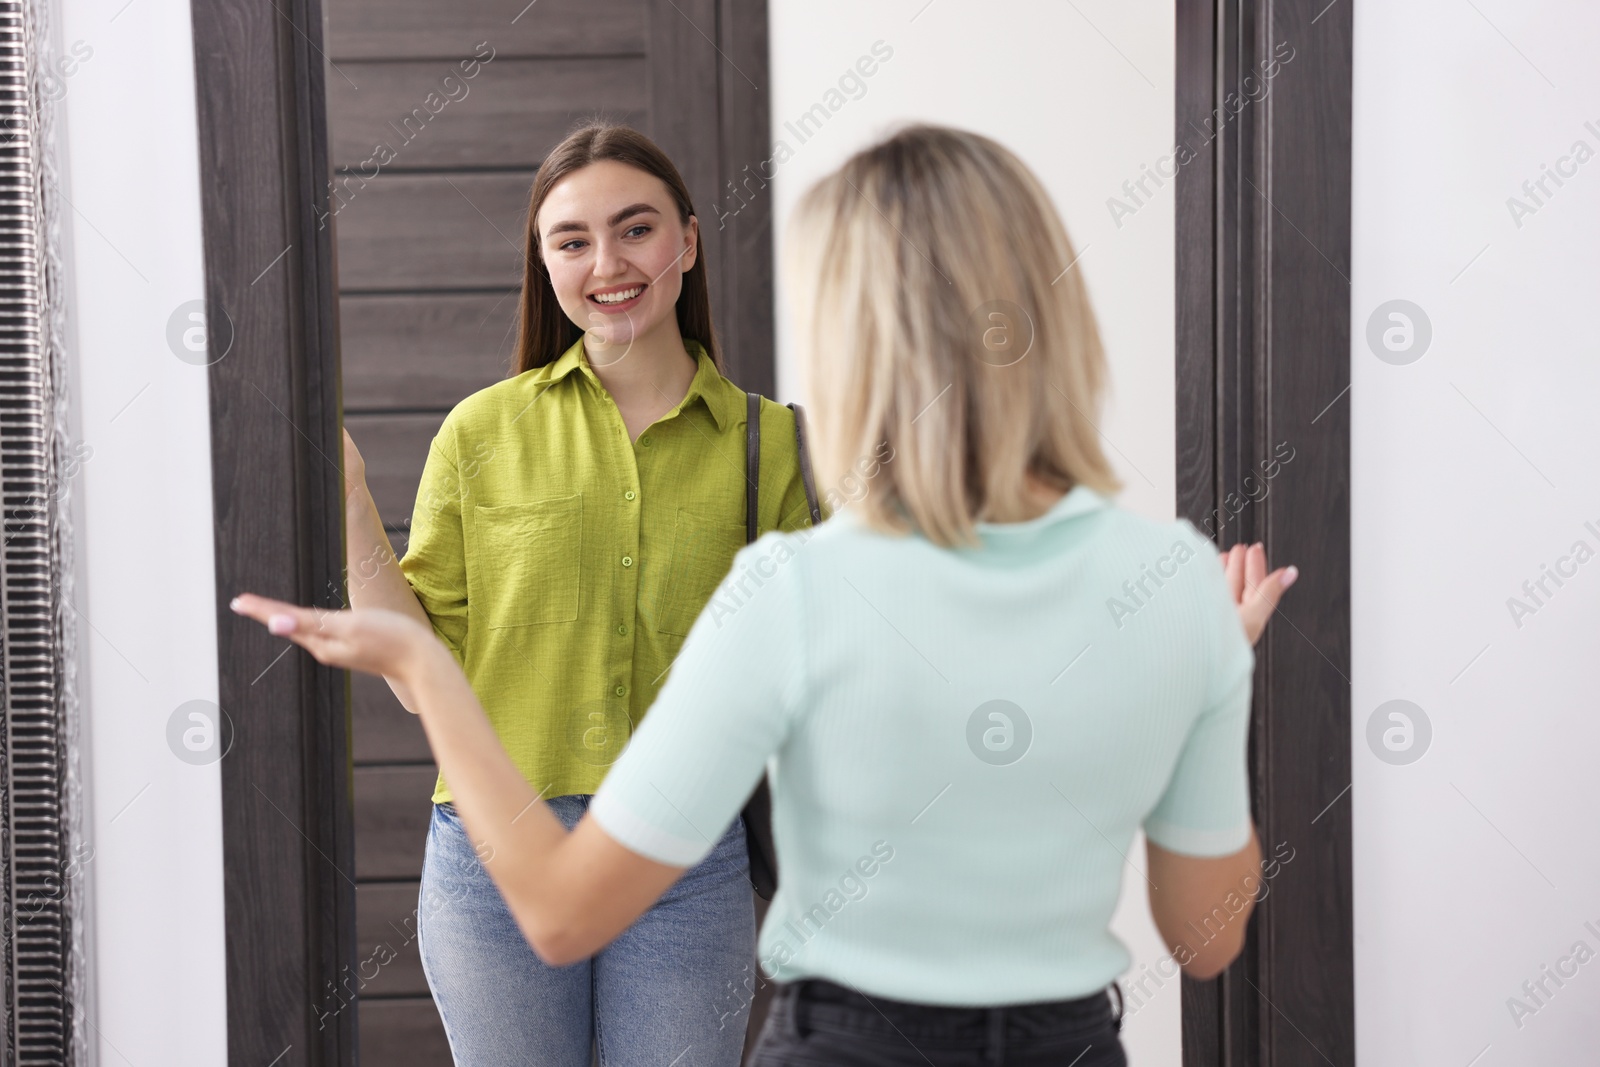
[537,159,699,359]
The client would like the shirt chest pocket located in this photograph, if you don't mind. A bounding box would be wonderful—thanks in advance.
[469,495,582,627]
[649,508,746,637]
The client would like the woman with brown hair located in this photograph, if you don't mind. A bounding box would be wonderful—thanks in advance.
[250,124,1296,1065]
[339,123,817,1064]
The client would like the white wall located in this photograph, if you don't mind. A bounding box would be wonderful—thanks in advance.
[768,2,1180,1059]
[55,0,228,1061]
[1353,1,1600,1062]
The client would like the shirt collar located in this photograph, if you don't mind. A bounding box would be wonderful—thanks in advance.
[547,338,737,432]
[681,341,740,432]
[545,337,589,384]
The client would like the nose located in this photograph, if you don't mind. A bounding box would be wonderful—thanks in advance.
[593,236,627,280]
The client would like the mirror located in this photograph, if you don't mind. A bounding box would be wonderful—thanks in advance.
[324,1,1184,1062]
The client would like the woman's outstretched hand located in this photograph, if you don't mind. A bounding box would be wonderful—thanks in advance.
[230,593,440,681]
[1224,542,1297,646]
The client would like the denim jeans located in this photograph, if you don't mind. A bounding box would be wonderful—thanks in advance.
[416,795,757,1066]
[749,978,1126,1067]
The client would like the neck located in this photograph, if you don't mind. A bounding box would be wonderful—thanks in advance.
[585,320,698,412]
[985,473,1069,523]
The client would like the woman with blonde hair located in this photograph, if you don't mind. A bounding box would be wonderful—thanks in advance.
[240,124,1294,1065]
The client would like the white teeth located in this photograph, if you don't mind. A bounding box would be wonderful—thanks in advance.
[593,286,643,304]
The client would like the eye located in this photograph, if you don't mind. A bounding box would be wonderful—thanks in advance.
[557,238,588,252]
[623,224,651,239]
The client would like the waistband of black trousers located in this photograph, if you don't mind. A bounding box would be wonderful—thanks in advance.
[774,976,1123,1033]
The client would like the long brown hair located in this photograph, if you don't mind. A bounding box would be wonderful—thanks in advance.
[512,123,721,374]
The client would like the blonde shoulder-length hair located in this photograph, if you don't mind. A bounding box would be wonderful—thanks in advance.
[785,124,1120,548]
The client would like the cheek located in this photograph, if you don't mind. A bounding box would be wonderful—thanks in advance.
[544,259,586,308]
[639,240,688,306]
[648,267,685,313]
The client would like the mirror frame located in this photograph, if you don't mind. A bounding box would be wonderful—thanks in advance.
[190,0,354,1062]
[1175,0,1356,1062]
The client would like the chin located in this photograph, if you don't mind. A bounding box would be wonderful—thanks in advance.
[583,304,669,350]
[583,322,638,350]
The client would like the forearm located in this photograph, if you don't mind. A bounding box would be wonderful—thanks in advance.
[346,487,431,708]
[399,639,575,948]
[346,487,428,623]
[230,588,690,966]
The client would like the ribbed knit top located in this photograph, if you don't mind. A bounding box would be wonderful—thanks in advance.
[591,486,1254,1005]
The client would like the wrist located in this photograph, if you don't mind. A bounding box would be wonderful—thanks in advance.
[344,480,375,516]
[393,622,452,696]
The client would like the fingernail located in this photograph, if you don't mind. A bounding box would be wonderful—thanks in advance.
[1281,566,1299,589]
[229,597,242,612]
[267,614,296,636]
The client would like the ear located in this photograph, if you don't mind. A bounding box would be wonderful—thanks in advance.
[679,215,699,273]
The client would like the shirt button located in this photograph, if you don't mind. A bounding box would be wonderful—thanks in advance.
[621,555,633,568]
[624,490,636,501]
[617,624,628,636]
[615,684,628,697]
[640,435,652,447]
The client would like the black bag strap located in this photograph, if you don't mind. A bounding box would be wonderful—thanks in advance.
[745,391,761,543]
[787,401,823,526]
[746,392,822,542]
[742,390,821,901]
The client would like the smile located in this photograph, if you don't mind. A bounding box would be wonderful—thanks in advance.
[589,284,645,307]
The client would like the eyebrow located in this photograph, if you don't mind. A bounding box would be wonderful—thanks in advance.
[544,203,661,238]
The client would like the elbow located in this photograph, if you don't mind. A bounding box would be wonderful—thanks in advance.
[529,933,584,969]
[384,676,421,714]
[1179,945,1241,981]
[528,927,604,969]
[1172,907,1255,980]
[496,854,606,967]
[516,908,599,969]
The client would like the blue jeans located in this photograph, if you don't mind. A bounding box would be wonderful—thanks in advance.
[416,796,757,1066]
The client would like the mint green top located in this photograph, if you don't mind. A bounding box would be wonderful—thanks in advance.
[400,339,815,804]
[590,486,1254,1005]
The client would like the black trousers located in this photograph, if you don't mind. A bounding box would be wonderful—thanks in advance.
[749,977,1127,1067]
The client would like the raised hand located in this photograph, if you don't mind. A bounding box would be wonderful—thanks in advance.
[1224,542,1297,646]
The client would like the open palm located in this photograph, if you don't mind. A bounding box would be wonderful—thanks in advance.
[230,593,437,679]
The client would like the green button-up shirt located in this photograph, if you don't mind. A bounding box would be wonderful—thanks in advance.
[401,339,819,803]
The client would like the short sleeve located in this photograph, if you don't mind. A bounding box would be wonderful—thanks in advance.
[1142,527,1255,856]
[399,428,470,662]
[589,532,807,867]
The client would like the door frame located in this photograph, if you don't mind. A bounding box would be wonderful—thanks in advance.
[1175,0,1355,1063]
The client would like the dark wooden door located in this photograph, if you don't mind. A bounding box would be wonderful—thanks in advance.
[322,1,773,1061]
